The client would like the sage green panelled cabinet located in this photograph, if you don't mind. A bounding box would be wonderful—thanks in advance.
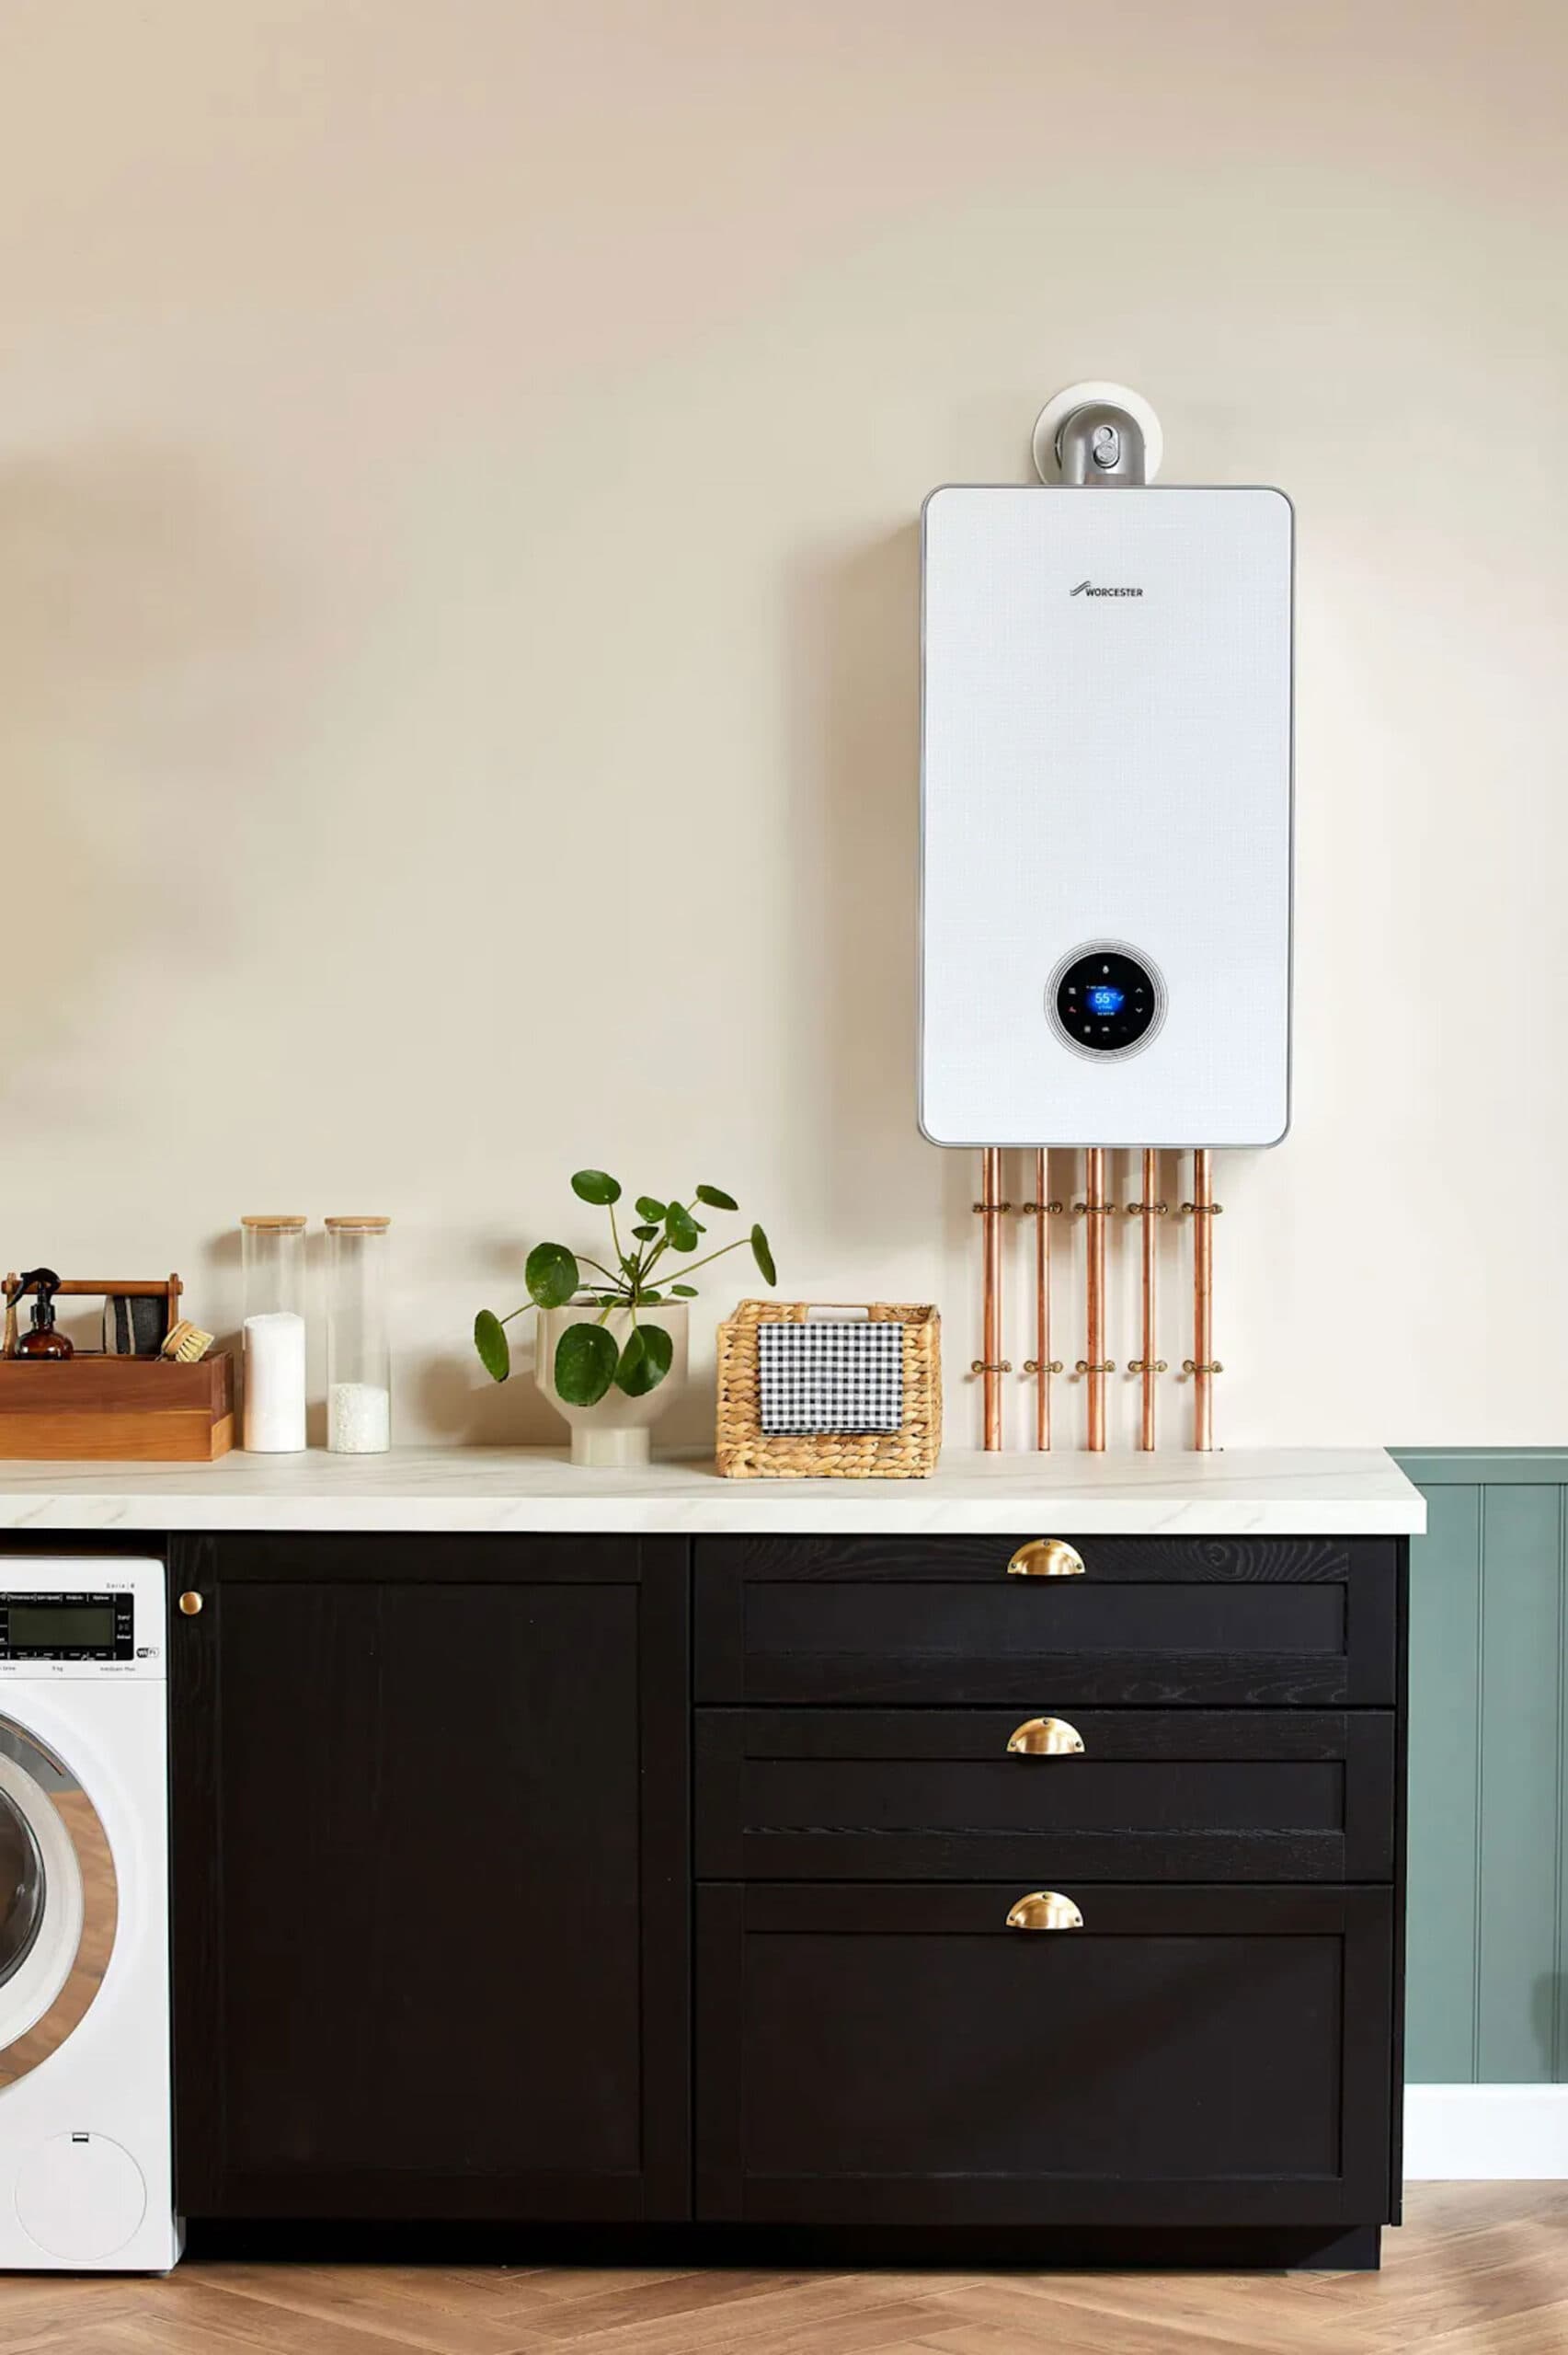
[1397,1451,1568,2084]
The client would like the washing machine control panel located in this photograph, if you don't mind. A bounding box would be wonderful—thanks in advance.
[0,1592,135,1662]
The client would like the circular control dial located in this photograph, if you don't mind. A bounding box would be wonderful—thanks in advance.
[1048,945,1164,1058]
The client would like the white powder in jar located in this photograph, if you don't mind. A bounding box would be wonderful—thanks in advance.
[328,1381,391,1453]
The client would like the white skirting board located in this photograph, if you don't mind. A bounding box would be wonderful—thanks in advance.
[1405,2085,1568,2178]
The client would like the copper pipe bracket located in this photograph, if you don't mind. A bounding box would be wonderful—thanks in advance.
[973,1200,1013,1215]
[1024,1358,1064,1375]
[1180,1201,1224,1215]
[1071,1202,1117,1218]
[1020,1200,1064,1217]
[971,1359,1013,1375]
[1075,1359,1116,1375]
[1127,1358,1168,1374]
[1127,1200,1169,1216]
[1181,1359,1224,1376]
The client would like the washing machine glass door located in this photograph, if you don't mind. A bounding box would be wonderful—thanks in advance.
[0,1720,117,2091]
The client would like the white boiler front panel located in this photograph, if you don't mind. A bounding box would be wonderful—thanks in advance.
[920,486,1293,1147]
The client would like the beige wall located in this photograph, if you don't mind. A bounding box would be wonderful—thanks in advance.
[1,0,1563,1449]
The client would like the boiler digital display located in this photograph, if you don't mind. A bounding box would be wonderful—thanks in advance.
[1050,945,1162,1057]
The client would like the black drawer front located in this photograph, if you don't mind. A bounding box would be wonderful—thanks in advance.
[694,1535,1397,1706]
[697,1881,1395,2227]
[695,1708,1396,1882]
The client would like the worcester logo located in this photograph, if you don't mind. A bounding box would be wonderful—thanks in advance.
[1070,579,1143,597]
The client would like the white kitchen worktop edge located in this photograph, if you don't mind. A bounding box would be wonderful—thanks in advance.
[0,1446,1425,1535]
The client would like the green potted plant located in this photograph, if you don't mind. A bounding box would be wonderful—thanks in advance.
[475,1170,775,1465]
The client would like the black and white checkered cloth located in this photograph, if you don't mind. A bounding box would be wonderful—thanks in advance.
[758,1320,905,1435]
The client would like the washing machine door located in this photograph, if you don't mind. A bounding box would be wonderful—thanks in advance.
[0,1718,117,2090]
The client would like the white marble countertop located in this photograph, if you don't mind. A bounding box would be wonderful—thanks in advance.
[0,1446,1425,1535]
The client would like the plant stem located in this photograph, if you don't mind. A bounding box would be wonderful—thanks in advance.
[655,1234,750,1285]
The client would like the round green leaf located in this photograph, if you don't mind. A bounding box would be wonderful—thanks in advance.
[570,1169,622,1205]
[670,1283,697,1298]
[635,1196,667,1222]
[473,1309,510,1383]
[635,1290,664,1304]
[750,1224,777,1286]
[554,1321,619,1405]
[615,1323,674,1397]
[695,1184,738,1211]
[665,1206,700,1253]
[631,1223,658,1243]
[525,1241,580,1309]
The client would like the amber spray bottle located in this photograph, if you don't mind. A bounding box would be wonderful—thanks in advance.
[11,1269,74,1359]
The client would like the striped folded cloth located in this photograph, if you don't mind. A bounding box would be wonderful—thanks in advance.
[758,1319,905,1435]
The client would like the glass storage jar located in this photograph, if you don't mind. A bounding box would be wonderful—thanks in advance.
[240,1214,307,1453]
[325,1217,391,1453]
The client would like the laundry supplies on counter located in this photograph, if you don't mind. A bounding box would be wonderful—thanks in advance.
[240,1217,307,1453]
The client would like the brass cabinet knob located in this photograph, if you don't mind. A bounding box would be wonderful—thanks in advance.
[1007,1716,1085,1757]
[1006,1890,1084,1932]
[1006,1538,1086,1579]
[177,1591,204,1617]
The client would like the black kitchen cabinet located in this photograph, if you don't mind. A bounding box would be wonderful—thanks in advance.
[164,1522,1407,2269]
[168,1534,690,2222]
[696,1883,1395,2230]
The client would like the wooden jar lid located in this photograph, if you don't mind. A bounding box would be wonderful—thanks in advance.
[324,1216,391,1231]
[240,1215,306,1231]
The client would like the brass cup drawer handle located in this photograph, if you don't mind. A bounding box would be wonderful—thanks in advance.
[177,1591,204,1617]
[1006,1890,1084,1932]
[1007,1538,1085,1579]
[1007,1717,1085,1756]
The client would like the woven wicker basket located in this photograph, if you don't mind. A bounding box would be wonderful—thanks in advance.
[715,1301,941,1478]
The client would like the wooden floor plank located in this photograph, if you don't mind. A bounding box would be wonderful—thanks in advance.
[6,2190,1568,2355]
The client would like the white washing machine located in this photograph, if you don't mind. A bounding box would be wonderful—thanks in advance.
[0,1557,178,2270]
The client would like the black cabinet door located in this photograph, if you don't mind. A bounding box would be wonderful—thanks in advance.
[695,1535,1397,1706]
[170,1534,689,2222]
[695,1708,1397,1881]
[697,1883,1395,2229]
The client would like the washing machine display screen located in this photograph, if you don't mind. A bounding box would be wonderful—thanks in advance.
[9,1603,115,1649]
[0,1593,133,1660]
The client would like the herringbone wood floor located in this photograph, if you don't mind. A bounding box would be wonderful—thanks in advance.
[3,2188,1564,2354]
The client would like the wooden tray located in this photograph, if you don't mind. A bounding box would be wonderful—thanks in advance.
[0,1354,235,1462]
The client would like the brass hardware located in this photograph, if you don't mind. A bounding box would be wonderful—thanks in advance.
[1180,1201,1224,1214]
[1007,1538,1086,1579]
[972,1202,1014,1215]
[1020,1202,1064,1218]
[971,1359,1013,1375]
[1070,1201,1117,1216]
[1127,1359,1168,1374]
[1007,1716,1085,1756]
[177,1591,204,1616]
[1023,1359,1064,1376]
[1126,1200,1169,1216]
[1182,1360,1224,1375]
[1006,1890,1084,1931]
[1075,1359,1116,1375]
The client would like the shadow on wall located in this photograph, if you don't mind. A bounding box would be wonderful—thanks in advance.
[0,445,301,1101]
[786,525,968,1288]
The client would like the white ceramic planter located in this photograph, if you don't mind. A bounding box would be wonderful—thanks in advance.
[535,1301,689,1468]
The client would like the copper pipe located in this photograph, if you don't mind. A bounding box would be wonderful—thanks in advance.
[1082,1147,1108,1452]
[1192,1148,1215,1452]
[1139,1148,1159,1451]
[975,1147,1007,1451]
[1024,1151,1063,1450]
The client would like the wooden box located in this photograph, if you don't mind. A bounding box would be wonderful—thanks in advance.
[0,1353,235,1462]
